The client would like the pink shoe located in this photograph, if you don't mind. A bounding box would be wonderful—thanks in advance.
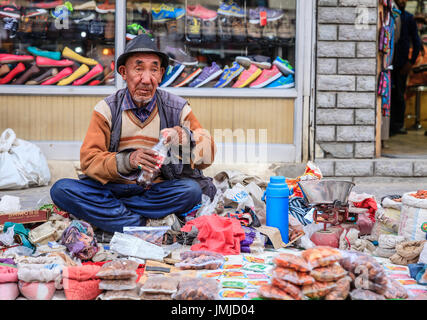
[41,67,73,85]
[249,65,282,88]
[0,53,34,64]
[232,64,262,88]
[88,79,101,86]
[0,62,25,84]
[187,4,217,20]
[36,56,75,67]
[72,63,103,85]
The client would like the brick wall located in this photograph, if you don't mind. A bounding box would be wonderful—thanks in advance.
[315,0,378,159]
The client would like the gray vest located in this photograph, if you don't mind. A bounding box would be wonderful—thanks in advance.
[104,88,216,200]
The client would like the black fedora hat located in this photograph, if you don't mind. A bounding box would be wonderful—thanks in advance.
[116,34,169,71]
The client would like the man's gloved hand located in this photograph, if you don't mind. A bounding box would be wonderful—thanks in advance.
[129,148,160,173]
[160,126,189,146]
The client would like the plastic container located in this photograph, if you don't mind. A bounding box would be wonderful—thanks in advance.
[263,176,290,243]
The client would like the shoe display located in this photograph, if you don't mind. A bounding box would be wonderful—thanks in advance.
[40,66,73,85]
[236,55,271,69]
[50,1,73,19]
[36,56,74,67]
[187,4,217,20]
[73,11,95,23]
[273,56,295,75]
[33,0,63,9]
[165,17,184,41]
[72,63,103,85]
[0,53,34,63]
[27,46,61,60]
[201,18,217,42]
[160,64,185,88]
[74,0,96,11]
[249,7,283,24]
[95,0,115,13]
[265,74,295,89]
[13,64,40,84]
[172,66,202,87]
[232,64,262,88]
[247,20,262,41]
[214,61,244,88]
[25,68,58,84]
[0,62,25,84]
[3,17,19,38]
[57,64,89,85]
[231,16,246,42]
[165,46,198,66]
[0,4,20,19]
[217,15,232,41]
[185,16,201,43]
[0,64,10,77]
[126,23,152,37]
[249,65,282,88]
[217,2,244,18]
[152,4,185,22]
[62,46,98,66]
[189,62,222,88]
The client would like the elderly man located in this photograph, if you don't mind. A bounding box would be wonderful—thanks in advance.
[50,34,216,234]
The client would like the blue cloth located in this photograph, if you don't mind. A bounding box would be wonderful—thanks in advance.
[50,177,202,233]
[393,10,422,69]
[122,89,157,124]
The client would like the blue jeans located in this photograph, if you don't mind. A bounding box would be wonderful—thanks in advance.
[50,177,202,233]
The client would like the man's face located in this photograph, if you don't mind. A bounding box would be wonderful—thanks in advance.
[395,0,407,10]
[118,53,165,106]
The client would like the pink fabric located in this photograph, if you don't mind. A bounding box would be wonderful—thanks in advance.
[356,212,376,236]
[18,281,56,300]
[64,279,102,300]
[0,283,19,300]
[62,265,102,281]
[181,214,246,255]
[0,265,18,283]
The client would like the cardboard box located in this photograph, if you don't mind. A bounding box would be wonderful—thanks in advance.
[0,210,50,226]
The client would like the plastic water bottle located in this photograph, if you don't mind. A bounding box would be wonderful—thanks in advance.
[263,176,290,243]
[136,132,168,187]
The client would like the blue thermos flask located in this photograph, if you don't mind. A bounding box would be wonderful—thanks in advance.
[262,176,290,244]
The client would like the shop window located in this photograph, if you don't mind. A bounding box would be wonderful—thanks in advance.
[125,0,296,89]
[0,0,115,86]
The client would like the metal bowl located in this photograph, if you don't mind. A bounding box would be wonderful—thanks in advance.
[297,180,355,205]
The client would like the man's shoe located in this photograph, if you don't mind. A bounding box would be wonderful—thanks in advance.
[0,62,25,84]
[13,63,40,84]
[0,53,34,64]
[41,67,73,85]
[165,46,198,66]
[62,46,98,66]
[36,56,74,67]
[265,74,295,89]
[95,0,115,13]
[0,64,10,76]
[249,65,282,88]
[74,0,96,10]
[273,56,295,75]
[152,4,185,22]
[189,62,223,88]
[232,64,262,88]
[72,63,103,85]
[236,55,271,69]
[57,64,89,85]
[172,65,202,87]
[27,46,61,60]
[25,67,58,84]
[214,61,244,88]
[160,64,185,87]
[88,79,101,86]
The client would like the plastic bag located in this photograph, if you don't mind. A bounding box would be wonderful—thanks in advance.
[99,277,138,291]
[0,195,20,213]
[273,253,312,272]
[139,275,180,295]
[373,247,396,258]
[0,128,50,190]
[175,251,225,270]
[325,276,351,300]
[310,263,347,282]
[378,234,405,249]
[109,232,166,261]
[140,291,173,300]
[416,264,427,285]
[271,277,304,300]
[302,281,337,299]
[339,251,387,286]
[96,259,139,280]
[383,279,409,299]
[301,246,342,268]
[172,278,219,300]
[18,281,56,300]
[123,226,170,246]
[272,267,315,286]
[257,284,295,300]
[349,288,385,300]
[96,288,140,300]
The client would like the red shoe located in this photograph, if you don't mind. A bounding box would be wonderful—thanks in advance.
[88,79,101,86]
[0,53,34,64]
[72,63,103,85]
[33,0,63,9]
[41,67,73,85]
[0,62,25,84]
[36,56,74,67]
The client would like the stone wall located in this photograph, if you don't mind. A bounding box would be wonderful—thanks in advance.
[315,0,378,159]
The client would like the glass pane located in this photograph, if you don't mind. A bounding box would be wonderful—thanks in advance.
[125,0,296,89]
[0,1,115,86]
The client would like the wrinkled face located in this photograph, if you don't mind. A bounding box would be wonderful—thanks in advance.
[118,53,165,106]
